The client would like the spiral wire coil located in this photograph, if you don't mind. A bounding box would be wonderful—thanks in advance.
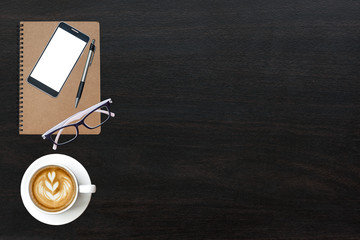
[18,23,24,132]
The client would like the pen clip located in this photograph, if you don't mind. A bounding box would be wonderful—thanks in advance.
[89,50,95,66]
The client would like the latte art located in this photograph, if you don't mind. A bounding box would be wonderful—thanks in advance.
[37,171,71,201]
[30,166,76,212]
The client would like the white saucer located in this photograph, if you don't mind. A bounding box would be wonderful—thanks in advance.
[20,154,93,225]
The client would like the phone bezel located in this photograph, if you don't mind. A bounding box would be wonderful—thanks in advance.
[27,22,90,97]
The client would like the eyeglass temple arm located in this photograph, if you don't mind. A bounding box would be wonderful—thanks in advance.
[95,109,115,117]
[52,109,115,150]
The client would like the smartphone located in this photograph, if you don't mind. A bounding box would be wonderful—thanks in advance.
[27,22,89,97]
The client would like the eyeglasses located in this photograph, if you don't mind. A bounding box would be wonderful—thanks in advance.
[42,98,115,150]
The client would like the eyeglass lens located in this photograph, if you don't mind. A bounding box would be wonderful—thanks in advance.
[83,106,111,129]
[50,125,78,145]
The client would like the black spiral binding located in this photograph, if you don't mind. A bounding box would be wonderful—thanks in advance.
[19,23,24,133]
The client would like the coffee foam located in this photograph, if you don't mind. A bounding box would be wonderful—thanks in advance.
[30,166,76,212]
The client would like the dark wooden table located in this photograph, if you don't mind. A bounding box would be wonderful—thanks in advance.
[1,0,360,239]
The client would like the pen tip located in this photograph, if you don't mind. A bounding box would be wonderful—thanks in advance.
[75,99,78,108]
[92,39,95,44]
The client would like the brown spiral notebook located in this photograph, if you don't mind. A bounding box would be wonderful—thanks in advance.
[19,21,101,135]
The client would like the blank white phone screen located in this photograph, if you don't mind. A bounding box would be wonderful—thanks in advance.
[30,27,87,92]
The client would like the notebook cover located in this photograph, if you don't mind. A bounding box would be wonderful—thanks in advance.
[19,21,101,135]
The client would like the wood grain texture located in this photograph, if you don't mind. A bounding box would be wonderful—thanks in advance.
[1,0,360,239]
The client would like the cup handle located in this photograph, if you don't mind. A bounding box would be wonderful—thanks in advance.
[79,184,96,193]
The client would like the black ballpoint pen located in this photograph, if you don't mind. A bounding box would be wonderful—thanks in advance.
[75,39,96,108]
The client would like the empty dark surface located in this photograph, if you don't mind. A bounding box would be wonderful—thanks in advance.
[1,0,360,239]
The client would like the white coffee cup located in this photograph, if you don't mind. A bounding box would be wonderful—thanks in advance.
[27,163,96,215]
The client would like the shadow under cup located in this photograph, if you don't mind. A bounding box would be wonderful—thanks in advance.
[29,165,78,214]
